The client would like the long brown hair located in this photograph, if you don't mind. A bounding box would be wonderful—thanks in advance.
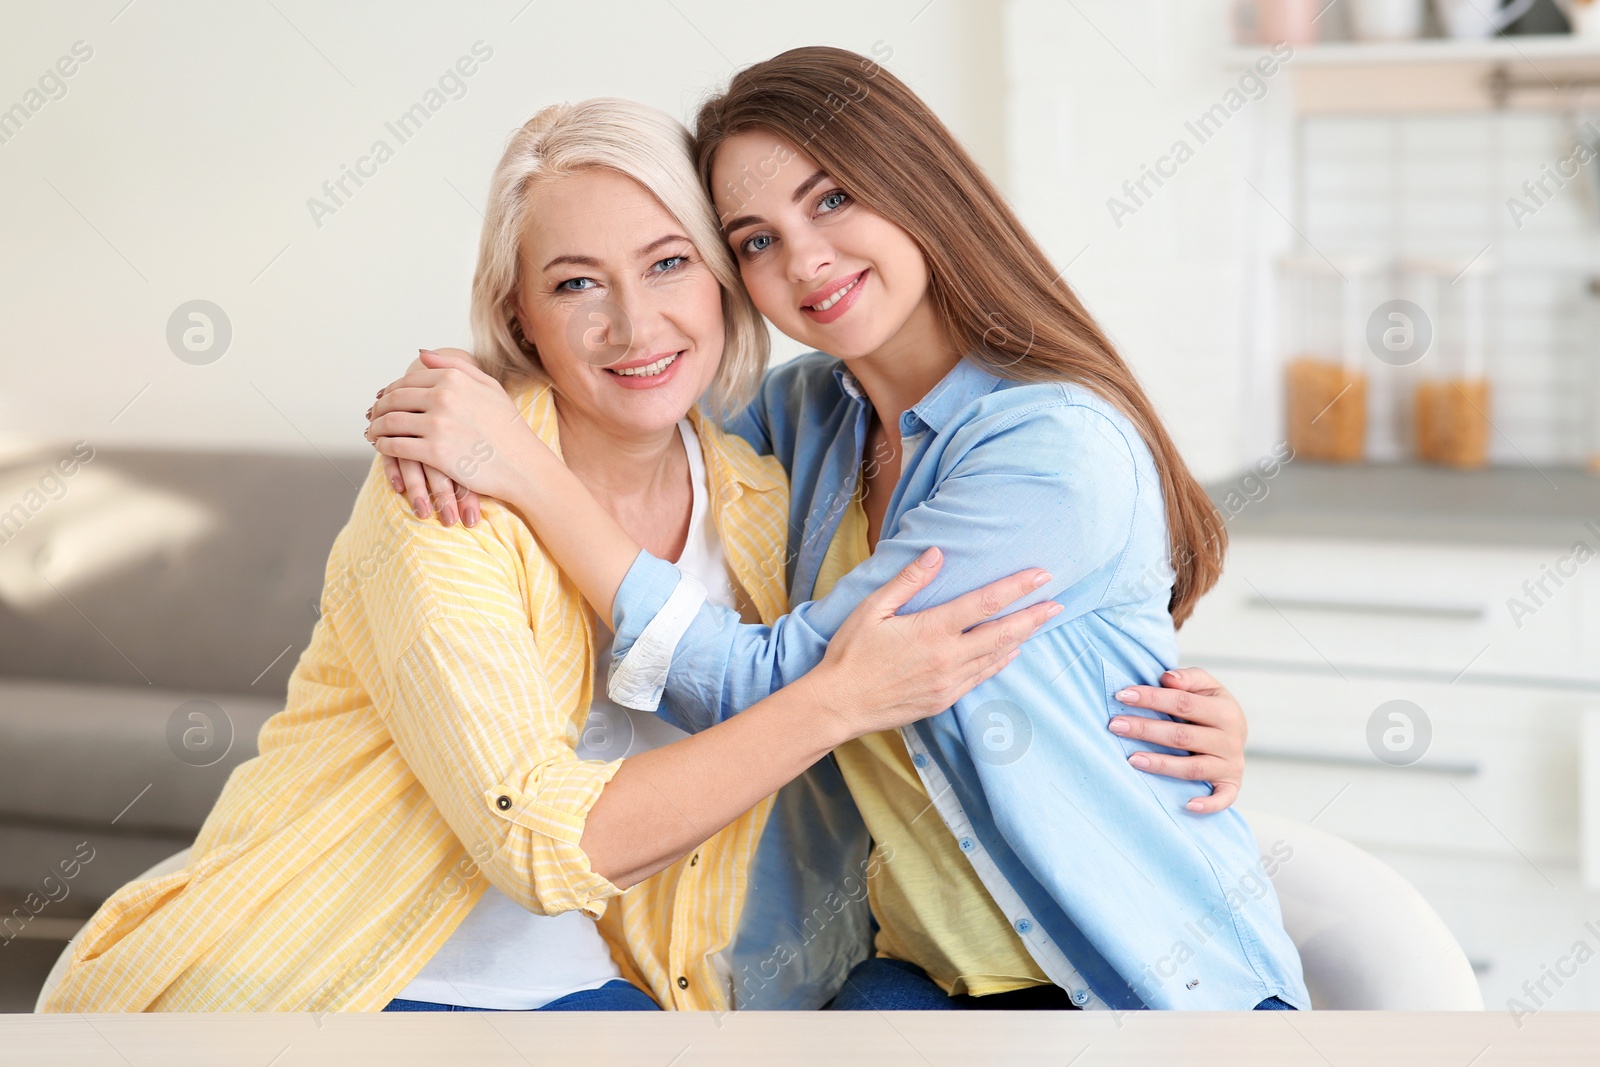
[693,46,1225,627]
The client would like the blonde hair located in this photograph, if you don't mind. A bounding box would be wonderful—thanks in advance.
[470,97,768,419]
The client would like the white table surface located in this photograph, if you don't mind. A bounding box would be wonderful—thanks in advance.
[3,1011,1597,1066]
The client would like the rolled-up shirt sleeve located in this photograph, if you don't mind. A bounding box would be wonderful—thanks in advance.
[355,489,625,920]
[605,570,708,712]
[385,618,622,918]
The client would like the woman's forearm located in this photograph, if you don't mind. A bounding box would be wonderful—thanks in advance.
[579,537,1059,886]
[579,674,850,889]
[503,440,640,622]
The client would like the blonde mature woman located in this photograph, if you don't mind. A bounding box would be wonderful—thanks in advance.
[42,99,1057,1014]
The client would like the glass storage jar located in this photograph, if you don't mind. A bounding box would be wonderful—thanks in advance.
[1280,255,1376,463]
[1404,257,1492,469]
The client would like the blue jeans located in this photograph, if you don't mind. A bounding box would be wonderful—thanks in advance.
[826,958,1297,1011]
[384,979,660,1012]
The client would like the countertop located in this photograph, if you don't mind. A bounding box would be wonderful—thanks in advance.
[4,1010,1599,1066]
[1209,462,1600,548]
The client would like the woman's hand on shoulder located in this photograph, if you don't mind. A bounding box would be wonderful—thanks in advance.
[366,349,542,523]
[1109,667,1246,814]
[368,349,481,527]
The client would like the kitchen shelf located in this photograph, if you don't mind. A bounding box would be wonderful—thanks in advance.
[1226,34,1600,69]
[1228,35,1600,113]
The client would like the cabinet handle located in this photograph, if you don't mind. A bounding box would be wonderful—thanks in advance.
[1245,596,1485,622]
[1581,711,1600,890]
[1247,747,1481,776]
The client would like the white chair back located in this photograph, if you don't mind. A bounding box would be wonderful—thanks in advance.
[1246,809,1483,1009]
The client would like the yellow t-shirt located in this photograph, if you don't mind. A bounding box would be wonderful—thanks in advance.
[816,481,1050,997]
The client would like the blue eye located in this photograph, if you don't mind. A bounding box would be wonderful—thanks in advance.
[653,255,688,273]
[558,277,597,292]
[740,234,773,256]
[818,191,848,212]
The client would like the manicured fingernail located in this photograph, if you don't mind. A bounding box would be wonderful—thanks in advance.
[1109,718,1131,735]
[1032,571,1051,588]
[413,498,429,518]
[441,511,456,527]
[1118,688,1139,704]
[1187,800,1205,812]
[1128,753,1151,770]
[916,546,939,566]
[1045,602,1063,618]
[463,507,479,527]
[390,477,404,492]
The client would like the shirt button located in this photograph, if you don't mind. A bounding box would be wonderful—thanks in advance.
[495,796,511,810]
[677,976,689,990]
[1014,918,1032,934]
[958,837,975,852]
[689,853,699,867]
[1071,989,1090,1006]
[912,753,928,769]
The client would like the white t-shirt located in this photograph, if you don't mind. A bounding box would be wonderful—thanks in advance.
[396,419,741,1010]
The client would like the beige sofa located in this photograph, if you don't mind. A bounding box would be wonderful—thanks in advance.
[0,446,369,1009]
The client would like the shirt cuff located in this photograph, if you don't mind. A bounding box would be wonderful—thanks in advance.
[484,756,625,918]
[607,569,708,712]
[610,550,687,654]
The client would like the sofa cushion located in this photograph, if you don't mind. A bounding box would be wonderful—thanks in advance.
[0,679,279,833]
[0,447,370,697]
[0,823,188,917]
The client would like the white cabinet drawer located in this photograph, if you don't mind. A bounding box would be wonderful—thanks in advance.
[1370,849,1600,1012]
[1224,667,1596,864]
[1182,537,1597,684]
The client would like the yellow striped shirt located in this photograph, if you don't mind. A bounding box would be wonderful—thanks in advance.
[43,380,792,1013]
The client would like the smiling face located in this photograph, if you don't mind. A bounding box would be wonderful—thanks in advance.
[513,166,724,437]
[712,133,936,362]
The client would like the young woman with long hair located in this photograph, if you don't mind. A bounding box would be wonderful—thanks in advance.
[368,50,1304,1010]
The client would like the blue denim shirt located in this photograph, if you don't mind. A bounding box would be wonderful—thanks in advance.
[612,352,1308,1011]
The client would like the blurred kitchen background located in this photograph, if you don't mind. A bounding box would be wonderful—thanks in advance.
[2,0,1599,1013]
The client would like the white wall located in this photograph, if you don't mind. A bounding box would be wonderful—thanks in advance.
[1004,0,1273,481]
[0,0,1004,454]
[6,0,1262,479]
